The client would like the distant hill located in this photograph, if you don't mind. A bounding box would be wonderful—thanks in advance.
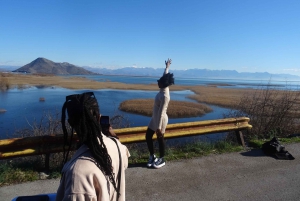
[83,66,300,80]
[0,65,20,72]
[13,58,97,75]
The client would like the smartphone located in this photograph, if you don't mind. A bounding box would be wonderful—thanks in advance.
[100,116,110,127]
[15,195,49,201]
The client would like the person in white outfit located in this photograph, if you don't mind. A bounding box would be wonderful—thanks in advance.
[146,58,174,168]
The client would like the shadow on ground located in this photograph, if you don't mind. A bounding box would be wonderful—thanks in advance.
[240,148,269,158]
[128,163,147,168]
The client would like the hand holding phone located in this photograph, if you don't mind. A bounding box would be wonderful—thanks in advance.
[100,116,118,139]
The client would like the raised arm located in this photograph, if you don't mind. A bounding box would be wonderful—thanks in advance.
[165,58,172,68]
[163,58,172,75]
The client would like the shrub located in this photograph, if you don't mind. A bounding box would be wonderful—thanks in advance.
[13,110,62,138]
[224,82,300,139]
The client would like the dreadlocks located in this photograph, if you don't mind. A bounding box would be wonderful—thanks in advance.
[61,92,119,196]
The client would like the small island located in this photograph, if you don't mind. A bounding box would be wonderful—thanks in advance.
[119,99,213,118]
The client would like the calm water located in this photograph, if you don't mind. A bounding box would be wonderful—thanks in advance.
[0,87,229,139]
[1,75,299,139]
[71,74,300,90]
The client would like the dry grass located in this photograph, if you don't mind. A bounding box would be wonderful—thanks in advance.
[119,99,212,118]
[0,73,11,91]
[187,86,256,109]
[0,73,186,90]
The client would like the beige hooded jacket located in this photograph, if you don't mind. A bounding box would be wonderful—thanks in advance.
[56,133,130,201]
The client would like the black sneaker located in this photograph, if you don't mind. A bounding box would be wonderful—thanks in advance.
[153,157,165,169]
[147,154,157,167]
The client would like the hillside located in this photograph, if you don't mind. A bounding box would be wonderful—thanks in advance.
[13,58,97,75]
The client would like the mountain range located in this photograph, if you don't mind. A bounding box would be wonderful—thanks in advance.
[1,57,300,80]
[83,66,300,80]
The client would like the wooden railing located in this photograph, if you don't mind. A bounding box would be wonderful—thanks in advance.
[0,117,251,169]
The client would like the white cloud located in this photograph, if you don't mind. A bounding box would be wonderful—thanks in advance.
[0,60,23,66]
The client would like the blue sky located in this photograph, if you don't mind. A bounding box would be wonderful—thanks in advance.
[1,0,300,75]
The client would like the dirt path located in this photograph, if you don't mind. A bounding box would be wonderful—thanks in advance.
[1,143,299,201]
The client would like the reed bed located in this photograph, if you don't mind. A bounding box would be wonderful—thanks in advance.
[0,72,187,91]
[0,74,10,91]
[119,99,212,118]
[187,85,256,108]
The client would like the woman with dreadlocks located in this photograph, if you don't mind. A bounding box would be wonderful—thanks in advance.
[146,58,174,169]
[56,92,130,201]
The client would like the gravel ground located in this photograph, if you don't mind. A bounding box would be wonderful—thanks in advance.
[1,143,299,201]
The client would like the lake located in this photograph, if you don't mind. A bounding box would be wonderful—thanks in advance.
[1,75,299,139]
[71,74,300,90]
[0,87,230,139]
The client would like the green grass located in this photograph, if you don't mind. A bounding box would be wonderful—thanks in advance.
[0,155,63,187]
[126,140,244,164]
[0,162,61,187]
[248,136,300,148]
[0,163,39,186]
[165,140,244,161]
